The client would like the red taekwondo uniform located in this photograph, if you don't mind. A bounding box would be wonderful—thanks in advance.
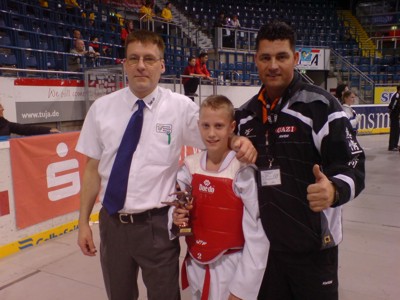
[169,150,269,300]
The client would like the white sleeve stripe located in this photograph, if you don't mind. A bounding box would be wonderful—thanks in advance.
[333,174,355,201]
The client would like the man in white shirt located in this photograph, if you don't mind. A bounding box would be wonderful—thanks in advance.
[76,30,256,300]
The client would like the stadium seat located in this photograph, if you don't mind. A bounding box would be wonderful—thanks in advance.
[1,53,17,67]
[0,34,11,46]
[25,54,38,68]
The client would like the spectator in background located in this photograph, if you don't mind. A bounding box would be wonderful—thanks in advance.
[160,2,173,40]
[139,1,155,22]
[388,85,400,151]
[335,83,349,101]
[68,38,89,71]
[120,20,135,57]
[72,29,82,40]
[0,103,59,137]
[65,0,82,13]
[109,11,125,33]
[195,52,212,80]
[66,29,83,52]
[38,0,48,8]
[87,36,101,67]
[160,2,173,22]
[214,11,228,27]
[341,90,361,134]
[229,15,241,28]
[89,36,110,57]
[182,56,200,101]
[84,12,96,31]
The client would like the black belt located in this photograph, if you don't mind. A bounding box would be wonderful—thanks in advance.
[114,206,169,224]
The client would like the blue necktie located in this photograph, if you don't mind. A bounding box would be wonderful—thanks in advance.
[103,100,145,215]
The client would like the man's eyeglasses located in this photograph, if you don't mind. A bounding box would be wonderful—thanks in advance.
[126,56,163,66]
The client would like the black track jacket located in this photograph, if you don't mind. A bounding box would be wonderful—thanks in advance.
[235,74,365,253]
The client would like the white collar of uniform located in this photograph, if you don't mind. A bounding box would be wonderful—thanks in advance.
[128,86,159,111]
[200,150,236,172]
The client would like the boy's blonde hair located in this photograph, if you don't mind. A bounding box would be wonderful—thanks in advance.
[200,95,235,121]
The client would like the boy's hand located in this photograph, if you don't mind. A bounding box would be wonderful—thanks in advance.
[173,207,189,227]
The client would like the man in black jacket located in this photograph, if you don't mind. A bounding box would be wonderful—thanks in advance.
[0,103,59,136]
[388,85,400,151]
[235,20,365,299]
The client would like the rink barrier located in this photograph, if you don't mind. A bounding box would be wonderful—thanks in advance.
[0,213,99,259]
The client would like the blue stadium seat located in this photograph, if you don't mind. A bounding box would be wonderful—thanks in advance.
[358,65,370,73]
[235,62,244,71]
[0,34,11,46]
[1,53,17,66]
[25,54,38,68]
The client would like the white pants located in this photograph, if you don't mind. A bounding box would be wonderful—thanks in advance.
[186,252,242,300]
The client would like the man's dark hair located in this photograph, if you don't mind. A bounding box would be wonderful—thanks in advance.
[256,20,296,51]
[335,83,348,99]
[125,30,165,58]
[198,52,208,59]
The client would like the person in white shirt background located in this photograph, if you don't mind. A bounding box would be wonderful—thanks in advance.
[341,90,361,134]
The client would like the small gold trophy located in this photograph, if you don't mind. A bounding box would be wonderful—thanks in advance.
[162,186,193,236]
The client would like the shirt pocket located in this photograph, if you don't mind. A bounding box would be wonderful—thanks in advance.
[145,123,179,165]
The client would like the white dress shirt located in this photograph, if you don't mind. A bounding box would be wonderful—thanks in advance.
[76,86,205,213]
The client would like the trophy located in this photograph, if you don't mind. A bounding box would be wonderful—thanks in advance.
[162,186,194,236]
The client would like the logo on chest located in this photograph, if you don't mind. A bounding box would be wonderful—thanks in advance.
[275,126,297,139]
[199,179,215,194]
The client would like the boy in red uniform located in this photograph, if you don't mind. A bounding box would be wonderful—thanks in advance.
[170,95,269,299]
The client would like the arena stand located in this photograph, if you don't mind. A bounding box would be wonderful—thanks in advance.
[0,0,399,102]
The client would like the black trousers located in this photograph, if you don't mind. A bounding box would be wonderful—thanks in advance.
[99,208,181,300]
[258,247,338,300]
[388,114,399,149]
[183,78,199,95]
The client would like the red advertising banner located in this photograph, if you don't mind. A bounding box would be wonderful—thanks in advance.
[0,190,10,217]
[9,132,86,229]
[9,131,200,229]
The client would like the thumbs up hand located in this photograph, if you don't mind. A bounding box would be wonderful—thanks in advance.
[306,164,336,212]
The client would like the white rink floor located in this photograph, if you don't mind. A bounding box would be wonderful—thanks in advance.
[0,134,399,300]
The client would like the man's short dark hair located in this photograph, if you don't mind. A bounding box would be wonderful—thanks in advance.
[198,52,208,59]
[256,20,296,51]
[125,30,165,58]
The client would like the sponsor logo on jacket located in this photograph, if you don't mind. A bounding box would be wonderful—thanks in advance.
[275,126,297,134]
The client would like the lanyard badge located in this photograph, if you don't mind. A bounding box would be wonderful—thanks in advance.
[258,158,281,187]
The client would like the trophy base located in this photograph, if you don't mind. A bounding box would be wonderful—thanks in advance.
[177,227,193,236]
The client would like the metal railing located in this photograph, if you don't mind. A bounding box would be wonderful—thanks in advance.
[330,49,375,104]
